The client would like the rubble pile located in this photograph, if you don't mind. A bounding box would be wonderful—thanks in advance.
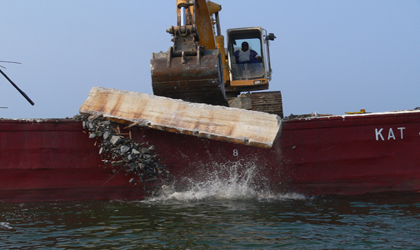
[82,115,171,195]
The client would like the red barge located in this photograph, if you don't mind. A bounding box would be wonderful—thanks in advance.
[2,108,420,202]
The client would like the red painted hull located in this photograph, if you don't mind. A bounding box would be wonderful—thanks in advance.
[0,120,144,202]
[1,110,420,202]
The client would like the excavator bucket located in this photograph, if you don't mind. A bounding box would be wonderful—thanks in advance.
[151,48,229,106]
[79,87,282,149]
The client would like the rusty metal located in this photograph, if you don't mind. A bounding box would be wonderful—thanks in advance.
[151,48,229,106]
[227,91,283,118]
[251,91,283,118]
[177,0,190,8]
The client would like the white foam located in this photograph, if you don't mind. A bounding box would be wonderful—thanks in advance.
[148,161,306,202]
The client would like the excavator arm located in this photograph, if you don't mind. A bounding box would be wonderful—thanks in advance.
[150,0,229,106]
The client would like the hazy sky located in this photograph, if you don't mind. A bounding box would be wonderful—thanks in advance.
[1,0,420,118]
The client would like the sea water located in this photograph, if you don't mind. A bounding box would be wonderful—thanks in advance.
[1,162,420,249]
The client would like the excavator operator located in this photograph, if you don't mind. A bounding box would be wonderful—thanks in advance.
[234,42,262,64]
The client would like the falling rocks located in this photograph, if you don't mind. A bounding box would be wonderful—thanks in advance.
[120,145,130,154]
[110,135,121,145]
[111,160,124,167]
[103,131,110,140]
[82,114,171,194]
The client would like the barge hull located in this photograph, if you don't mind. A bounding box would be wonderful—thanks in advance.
[1,110,420,202]
[0,120,144,202]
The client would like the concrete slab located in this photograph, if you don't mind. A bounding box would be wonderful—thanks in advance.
[79,87,282,148]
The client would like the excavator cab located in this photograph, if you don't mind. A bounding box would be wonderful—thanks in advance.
[225,28,282,117]
[226,27,276,93]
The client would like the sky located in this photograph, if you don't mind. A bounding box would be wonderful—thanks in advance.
[1,0,420,118]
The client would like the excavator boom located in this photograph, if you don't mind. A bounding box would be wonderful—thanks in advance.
[150,0,229,106]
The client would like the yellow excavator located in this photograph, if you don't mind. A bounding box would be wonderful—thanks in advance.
[150,0,282,118]
[80,0,283,148]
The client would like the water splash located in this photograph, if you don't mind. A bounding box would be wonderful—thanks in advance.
[148,161,305,202]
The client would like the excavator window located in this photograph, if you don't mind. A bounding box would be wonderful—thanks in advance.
[227,28,266,82]
[230,38,264,80]
[233,39,262,63]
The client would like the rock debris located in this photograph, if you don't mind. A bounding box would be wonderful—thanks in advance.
[82,115,170,195]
